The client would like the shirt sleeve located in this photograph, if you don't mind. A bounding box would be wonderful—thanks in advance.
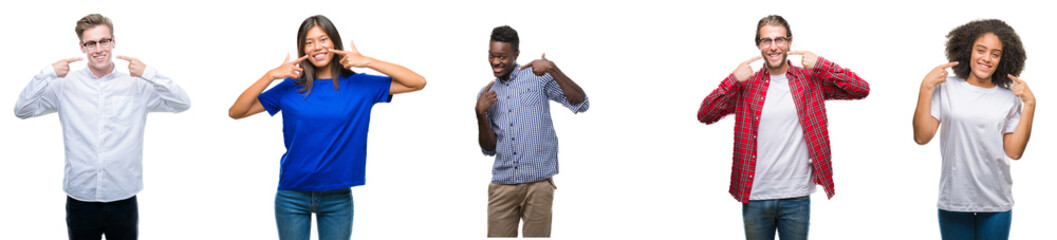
[139,66,192,113]
[14,65,62,119]
[355,73,394,104]
[814,57,870,100]
[697,74,742,124]
[258,78,290,116]
[930,83,942,122]
[1003,98,1022,133]
[541,73,589,113]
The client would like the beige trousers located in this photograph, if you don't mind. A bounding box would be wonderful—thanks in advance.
[487,178,556,238]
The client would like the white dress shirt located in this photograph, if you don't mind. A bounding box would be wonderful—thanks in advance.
[14,63,190,202]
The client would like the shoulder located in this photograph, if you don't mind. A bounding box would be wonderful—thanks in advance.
[345,73,391,83]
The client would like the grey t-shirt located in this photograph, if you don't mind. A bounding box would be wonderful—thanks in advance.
[931,76,1021,212]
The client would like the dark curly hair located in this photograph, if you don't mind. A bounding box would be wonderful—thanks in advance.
[945,19,1025,88]
[490,25,519,51]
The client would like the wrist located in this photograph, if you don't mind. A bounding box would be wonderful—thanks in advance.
[363,57,377,69]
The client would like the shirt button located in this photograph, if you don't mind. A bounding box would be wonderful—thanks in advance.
[511,137,515,141]
[507,96,510,99]
[508,109,512,113]
[749,175,754,178]
[513,152,517,155]
[509,123,513,126]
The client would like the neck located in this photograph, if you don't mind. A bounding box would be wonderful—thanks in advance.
[89,62,114,78]
[966,74,997,88]
[316,65,333,79]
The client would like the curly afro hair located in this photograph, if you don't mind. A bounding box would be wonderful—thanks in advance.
[945,19,1025,88]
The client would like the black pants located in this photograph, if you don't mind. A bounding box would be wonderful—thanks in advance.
[66,195,138,240]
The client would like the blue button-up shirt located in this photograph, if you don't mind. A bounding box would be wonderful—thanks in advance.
[479,65,589,184]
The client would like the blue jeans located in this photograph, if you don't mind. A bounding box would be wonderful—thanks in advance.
[938,209,1011,240]
[741,196,810,240]
[275,188,354,240]
[66,195,138,240]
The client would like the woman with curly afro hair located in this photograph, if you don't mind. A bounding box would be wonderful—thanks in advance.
[912,19,1036,240]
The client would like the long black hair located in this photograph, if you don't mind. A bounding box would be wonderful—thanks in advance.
[296,15,355,95]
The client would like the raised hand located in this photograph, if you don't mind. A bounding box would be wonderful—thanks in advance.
[476,81,498,114]
[922,62,958,89]
[329,40,372,69]
[1009,74,1035,106]
[52,57,83,78]
[115,55,147,77]
[733,56,762,82]
[787,51,818,70]
[518,53,555,76]
[267,54,310,80]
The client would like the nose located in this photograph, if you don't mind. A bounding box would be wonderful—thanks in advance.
[491,57,500,66]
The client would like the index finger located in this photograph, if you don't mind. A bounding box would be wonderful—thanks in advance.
[1008,74,1024,83]
[937,61,958,69]
[485,80,496,90]
[743,56,762,65]
[115,55,134,61]
[327,48,348,55]
[295,55,310,63]
[63,57,84,63]
[787,50,805,55]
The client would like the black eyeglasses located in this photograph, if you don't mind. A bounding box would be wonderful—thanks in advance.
[82,38,113,50]
[758,37,789,47]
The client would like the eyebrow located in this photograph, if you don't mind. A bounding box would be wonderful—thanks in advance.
[975,44,1002,52]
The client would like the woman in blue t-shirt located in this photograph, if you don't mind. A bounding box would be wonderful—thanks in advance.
[228,15,426,239]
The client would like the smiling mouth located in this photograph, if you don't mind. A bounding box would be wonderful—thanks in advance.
[977,62,992,72]
[310,52,327,61]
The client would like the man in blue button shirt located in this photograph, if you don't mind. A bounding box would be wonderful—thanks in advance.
[475,25,589,238]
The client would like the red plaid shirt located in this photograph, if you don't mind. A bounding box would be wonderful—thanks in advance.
[697,57,869,203]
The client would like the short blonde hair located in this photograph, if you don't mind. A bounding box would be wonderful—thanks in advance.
[75,14,113,41]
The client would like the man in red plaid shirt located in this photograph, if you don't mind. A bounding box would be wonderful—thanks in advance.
[697,15,870,240]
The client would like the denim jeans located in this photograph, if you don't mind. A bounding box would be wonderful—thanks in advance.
[275,188,353,240]
[938,209,1012,240]
[741,196,810,240]
[66,195,138,240]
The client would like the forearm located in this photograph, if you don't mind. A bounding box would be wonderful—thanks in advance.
[912,86,939,145]
[229,74,274,119]
[141,67,191,112]
[817,57,870,99]
[476,112,497,152]
[14,68,59,119]
[366,57,425,91]
[1004,103,1035,159]
[697,75,740,124]
[548,66,586,105]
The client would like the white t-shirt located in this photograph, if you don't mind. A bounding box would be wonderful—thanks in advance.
[931,76,1021,212]
[749,74,816,200]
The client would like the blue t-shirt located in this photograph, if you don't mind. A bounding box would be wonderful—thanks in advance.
[258,73,392,191]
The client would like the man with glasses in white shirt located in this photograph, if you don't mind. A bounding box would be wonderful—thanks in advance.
[13,13,190,240]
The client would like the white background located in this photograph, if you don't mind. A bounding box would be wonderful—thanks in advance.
[1,0,1053,239]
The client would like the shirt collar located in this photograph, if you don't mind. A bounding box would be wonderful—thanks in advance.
[496,64,522,84]
[81,62,118,80]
